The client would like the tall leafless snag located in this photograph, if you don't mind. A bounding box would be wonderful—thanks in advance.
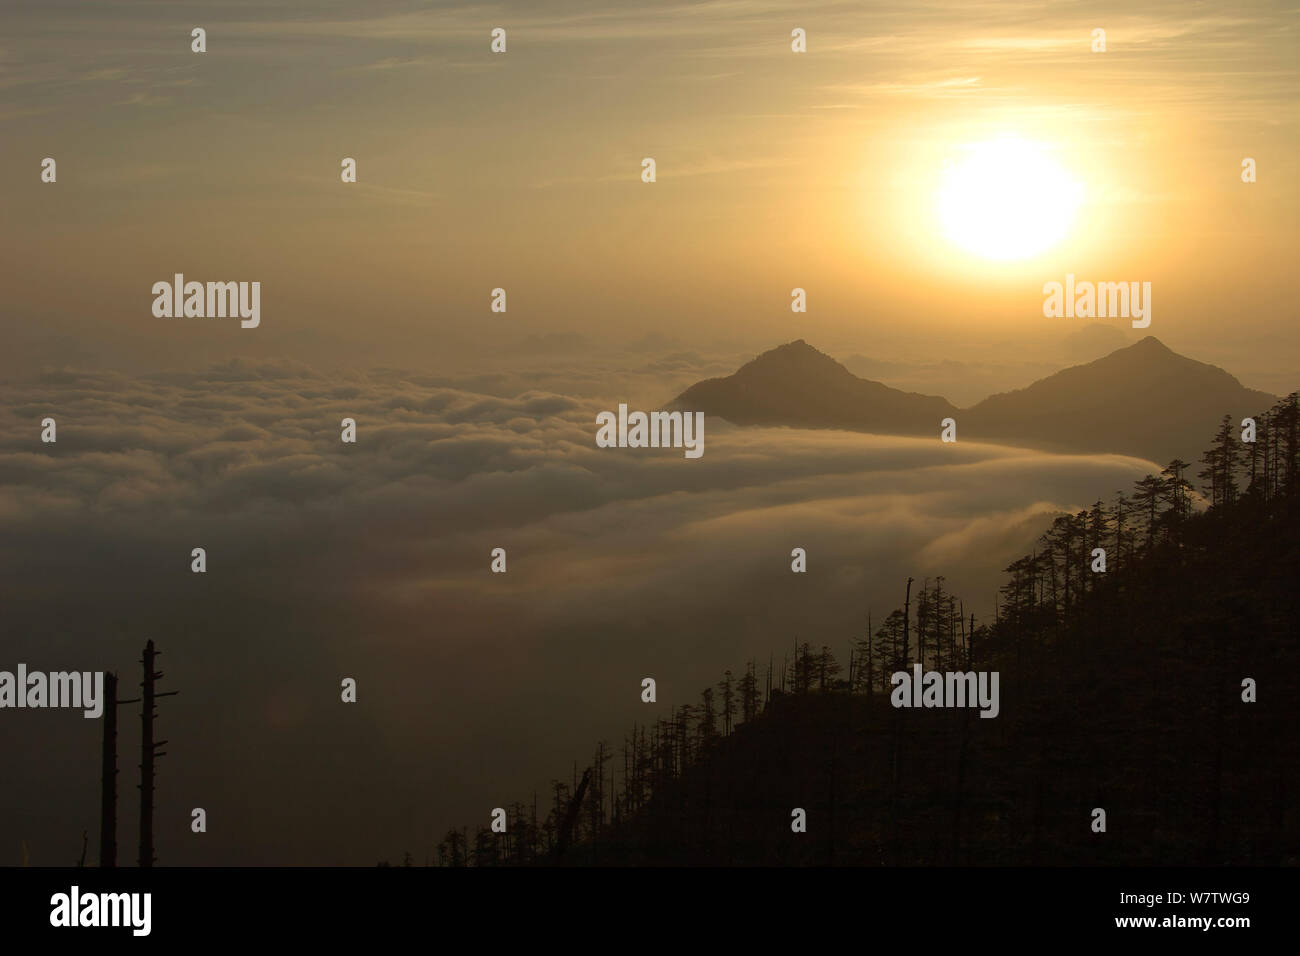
[554,768,591,860]
[136,641,176,869]
[902,577,913,668]
[589,741,610,853]
[98,672,139,868]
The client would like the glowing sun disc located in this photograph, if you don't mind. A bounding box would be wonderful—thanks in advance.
[937,138,1084,261]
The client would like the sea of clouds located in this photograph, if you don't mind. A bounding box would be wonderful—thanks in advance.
[0,358,1160,864]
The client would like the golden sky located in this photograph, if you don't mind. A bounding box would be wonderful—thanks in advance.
[2,0,1297,864]
[2,0,1297,389]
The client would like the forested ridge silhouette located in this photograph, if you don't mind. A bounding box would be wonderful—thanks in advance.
[419,396,1300,867]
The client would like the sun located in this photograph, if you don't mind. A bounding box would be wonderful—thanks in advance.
[936,138,1084,261]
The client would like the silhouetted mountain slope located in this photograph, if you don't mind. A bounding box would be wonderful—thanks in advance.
[430,395,1300,867]
[562,489,1300,866]
[673,337,1277,463]
[671,340,957,434]
[965,336,1278,462]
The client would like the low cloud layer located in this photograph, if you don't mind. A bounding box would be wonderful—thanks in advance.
[0,360,1159,864]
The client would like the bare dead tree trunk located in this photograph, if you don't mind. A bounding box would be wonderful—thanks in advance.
[137,641,177,868]
[99,672,118,868]
[903,577,914,666]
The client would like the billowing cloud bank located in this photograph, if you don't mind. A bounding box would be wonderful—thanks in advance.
[0,361,1158,864]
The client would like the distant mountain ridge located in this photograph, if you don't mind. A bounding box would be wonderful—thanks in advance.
[671,340,957,434]
[671,337,1279,464]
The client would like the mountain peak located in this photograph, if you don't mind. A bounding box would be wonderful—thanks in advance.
[670,340,956,431]
[670,336,1278,464]
[733,339,852,381]
[760,338,819,357]
[966,335,1277,461]
[1129,335,1173,355]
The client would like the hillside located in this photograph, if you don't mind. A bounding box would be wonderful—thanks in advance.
[559,464,1300,865]
[430,394,1300,866]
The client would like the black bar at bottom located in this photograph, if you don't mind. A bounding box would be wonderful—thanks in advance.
[0,865,1289,941]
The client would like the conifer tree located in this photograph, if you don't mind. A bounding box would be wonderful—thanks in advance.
[717,671,735,735]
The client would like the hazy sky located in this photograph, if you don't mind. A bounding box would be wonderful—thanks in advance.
[2,0,1297,390]
[1,0,1297,865]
